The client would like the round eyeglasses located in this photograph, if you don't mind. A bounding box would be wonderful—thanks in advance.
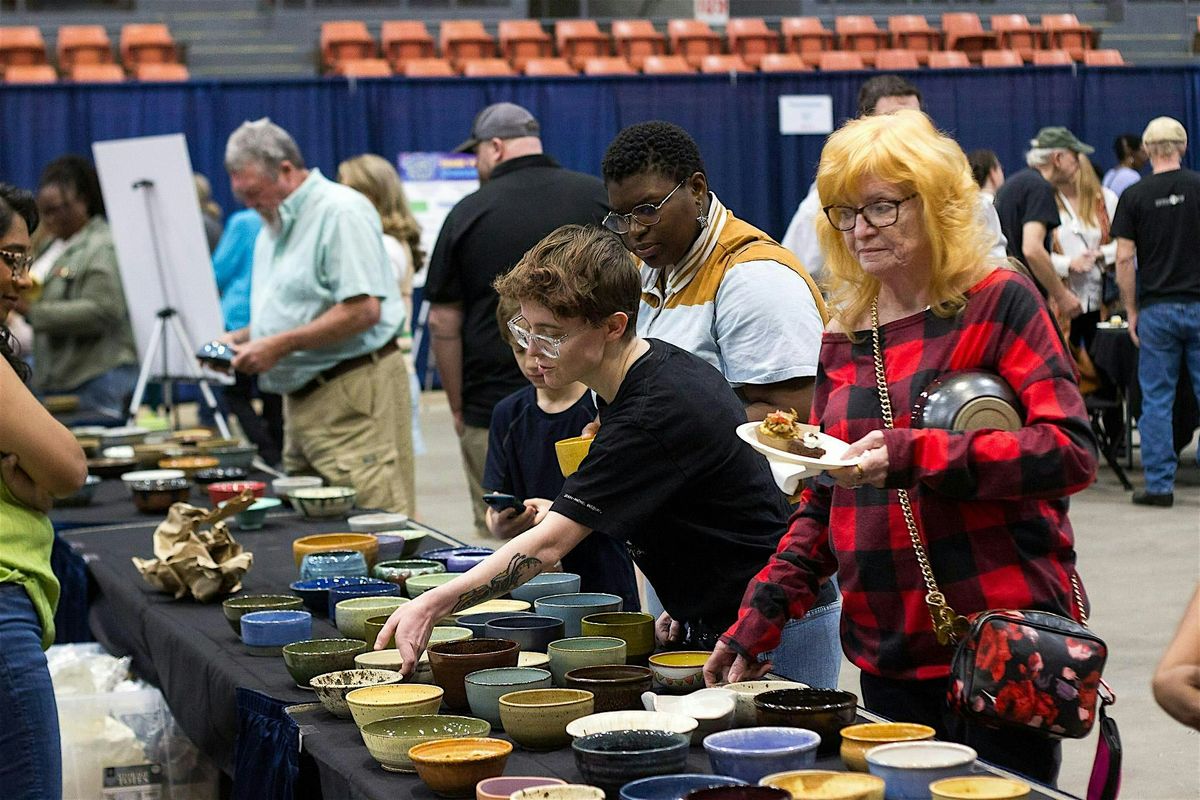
[822,193,918,232]
[602,180,686,235]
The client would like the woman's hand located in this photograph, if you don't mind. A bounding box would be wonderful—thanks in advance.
[655,611,683,646]
[1069,249,1100,274]
[374,597,439,679]
[703,640,773,686]
[829,430,889,490]
[1,454,53,513]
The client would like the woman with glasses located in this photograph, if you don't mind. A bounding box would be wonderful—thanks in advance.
[601,121,841,688]
[15,155,137,423]
[706,111,1097,784]
[0,183,89,799]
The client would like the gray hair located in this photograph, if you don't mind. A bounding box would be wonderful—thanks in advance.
[224,117,305,175]
[1025,146,1057,168]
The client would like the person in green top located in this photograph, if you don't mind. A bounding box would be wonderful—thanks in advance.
[0,182,89,799]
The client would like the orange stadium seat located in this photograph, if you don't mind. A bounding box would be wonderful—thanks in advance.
[641,54,694,75]
[135,62,189,81]
[700,54,751,73]
[888,15,940,63]
[782,17,834,67]
[440,20,496,67]
[381,21,434,71]
[402,58,456,77]
[667,19,721,69]
[337,58,391,77]
[835,16,888,66]
[818,51,866,71]
[0,27,47,68]
[991,15,1041,61]
[1041,14,1097,61]
[556,20,611,70]
[726,18,779,68]
[927,50,972,69]
[121,23,178,71]
[522,57,577,76]
[319,21,373,72]
[942,13,997,64]
[611,20,665,70]
[70,63,125,82]
[759,52,810,72]
[462,58,516,77]
[582,56,635,76]
[57,26,113,71]
[1033,49,1074,66]
[981,49,1024,68]
[4,64,55,83]
[1084,49,1125,66]
[873,49,920,71]
[498,20,551,71]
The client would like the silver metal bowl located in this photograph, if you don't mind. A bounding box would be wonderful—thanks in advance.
[912,371,1023,431]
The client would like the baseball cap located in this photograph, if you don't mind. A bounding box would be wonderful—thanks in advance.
[1032,126,1094,155]
[453,102,540,153]
[1142,116,1187,145]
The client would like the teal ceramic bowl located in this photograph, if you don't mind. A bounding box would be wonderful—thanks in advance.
[535,593,623,638]
[359,714,491,773]
[281,638,369,689]
[465,666,554,729]
[547,637,628,686]
[233,497,282,530]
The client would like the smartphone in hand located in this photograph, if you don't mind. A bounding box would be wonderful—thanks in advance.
[482,492,527,513]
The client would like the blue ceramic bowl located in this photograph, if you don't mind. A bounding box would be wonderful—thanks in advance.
[865,741,977,800]
[534,593,624,638]
[464,666,553,728]
[510,572,583,604]
[484,615,565,653]
[327,580,400,621]
[289,576,376,614]
[702,727,821,785]
[573,730,691,796]
[423,546,493,569]
[300,549,369,581]
[619,774,747,800]
[445,547,495,573]
[458,611,531,638]
[239,609,312,654]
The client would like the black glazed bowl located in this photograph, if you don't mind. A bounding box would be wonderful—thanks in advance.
[572,729,690,795]
[130,478,192,513]
[752,688,857,756]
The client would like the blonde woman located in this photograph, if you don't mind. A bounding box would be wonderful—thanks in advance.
[1052,154,1118,349]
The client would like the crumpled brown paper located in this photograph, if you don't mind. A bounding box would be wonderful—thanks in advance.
[132,490,256,602]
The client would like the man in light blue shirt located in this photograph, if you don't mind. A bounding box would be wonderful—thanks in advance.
[218,118,414,513]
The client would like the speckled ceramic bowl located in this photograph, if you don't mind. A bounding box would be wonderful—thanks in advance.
[308,668,403,718]
[359,714,491,773]
[345,683,445,728]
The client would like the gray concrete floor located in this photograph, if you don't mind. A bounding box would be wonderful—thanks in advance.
[405,391,1198,799]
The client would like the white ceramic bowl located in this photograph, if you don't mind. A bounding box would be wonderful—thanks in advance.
[565,710,698,740]
[866,742,977,800]
[643,688,736,739]
[271,475,324,500]
[348,512,410,533]
[291,486,357,518]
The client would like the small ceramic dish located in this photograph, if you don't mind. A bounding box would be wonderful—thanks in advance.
[232,497,282,530]
[359,714,490,773]
[758,770,886,800]
[839,722,936,772]
[498,688,595,750]
[648,650,711,693]
[571,729,690,796]
[308,668,403,718]
[929,776,1031,800]
[347,512,410,533]
[345,683,445,728]
[239,609,312,655]
[865,742,977,800]
[408,737,513,798]
[290,486,357,518]
[510,572,583,604]
[644,687,736,738]
[703,726,822,785]
[564,709,698,741]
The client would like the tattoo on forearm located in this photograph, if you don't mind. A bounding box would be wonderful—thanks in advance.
[450,553,543,613]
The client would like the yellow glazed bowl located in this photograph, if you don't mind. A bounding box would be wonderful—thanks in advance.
[760,770,886,800]
[647,650,710,694]
[930,777,1031,800]
[554,436,593,477]
[839,722,936,772]
[499,688,595,751]
[346,683,445,728]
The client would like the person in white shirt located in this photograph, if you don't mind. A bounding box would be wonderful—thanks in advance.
[1052,154,1118,350]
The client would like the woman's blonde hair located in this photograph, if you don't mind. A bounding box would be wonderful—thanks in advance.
[337,153,424,271]
[816,110,991,328]
[1070,154,1103,228]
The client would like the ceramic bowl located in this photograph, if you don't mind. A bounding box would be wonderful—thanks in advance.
[753,688,857,756]
[238,609,312,654]
[564,665,652,713]
[292,532,379,568]
[445,547,495,573]
[207,480,266,505]
[281,638,369,689]
[195,436,243,451]
[724,681,808,728]
[535,593,624,638]
[378,528,427,559]
[446,599,531,622]
[510,787,605,800]
[328,580,400,621]
[129,479,191,513]
[580,612,655,664]
[120,468,187,489]
[159,456,220,476]
[648,650,711,694]
[289,576,375,614]
[548,637,628,687]
[510,572,583,604]
[128,442,175,468]
[271,474,323,506]
[458,611,530,638]
[75,436,102,457]
[222,594,304,634]
[571,729,690,795]
[427,638,521,710]
[554,435,593,477]
[359,714,490,773]
[309,668,403,718]
[346,683,445,728]
[347,512,410,533]
[929,776,1031,800]
[865,742,977,800]
[406,572,458,598]
[620,774,747,800]
[409,737,512,798]
[57,474,102,507]
[465,666,554,728]
[565,710,699,741]
[703,726,822,785]
[207,444,258,470]
[372,558,445,589]
[685,788,790,800]
[644,687,737,739]
[335,596,407,640]
[165,427,213,445]
[101,425,150,447]
[839,722,936,772]
[519,651,551,669]
[300,549,368,580]
[362,614,394,648]
[476,776,567,800]
[355,648,408,674]
[233,497,282,530]
[291,486,357,518]
[86,457,139,480]
[483,615,565,653]
[192,466,248,485]
[499,688,595,750]
[759,771,885,800]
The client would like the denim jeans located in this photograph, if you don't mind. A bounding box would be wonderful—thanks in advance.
[761,581,843,689]
[0,583,61,799]
[1137,301,1200,494]
[72,364,139,424]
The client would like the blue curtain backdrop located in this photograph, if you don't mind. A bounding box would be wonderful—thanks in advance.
[1,65,1195,240]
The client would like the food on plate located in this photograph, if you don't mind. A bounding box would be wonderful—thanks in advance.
[756,409,827,458]
[1108,314,1123,325]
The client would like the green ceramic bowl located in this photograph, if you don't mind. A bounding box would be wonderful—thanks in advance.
[405,571,458,598]
[221,594,304,635]
[547,637,628,687]
[281,638,369,689]
[359,714,490,772]
[335,596,408,641]
[579,612,656,664]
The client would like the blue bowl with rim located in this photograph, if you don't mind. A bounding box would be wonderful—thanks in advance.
[458,611,531,638]
[619,774,747,800]
[702,726,822,785]
[483,614,565,653]
[445,547,496,573]
[290,575,376,614]
[327,580,400,621]
[423,546,493,570]
[239,609,313,655]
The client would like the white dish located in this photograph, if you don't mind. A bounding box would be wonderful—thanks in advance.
[642,687,736,739]
[564,710,699,740]
[103,446,136,459]
[348,512,410,533]
[736,422,856,471]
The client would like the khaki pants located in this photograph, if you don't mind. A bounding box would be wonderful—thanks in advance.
[283,349,415,514]
[459,424,491,539]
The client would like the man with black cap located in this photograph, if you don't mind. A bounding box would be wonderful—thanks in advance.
[995,126,1095,321]
[424,102,608,537]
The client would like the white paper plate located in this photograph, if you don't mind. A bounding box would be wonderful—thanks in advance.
[736,421,856,471]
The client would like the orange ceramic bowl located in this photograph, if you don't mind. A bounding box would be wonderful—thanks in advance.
[408,737,512,797]
[292,532,379,569]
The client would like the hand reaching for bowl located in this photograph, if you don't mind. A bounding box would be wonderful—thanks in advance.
[829,430,889,490]
[704,640,773,686]
[374,596,438,679]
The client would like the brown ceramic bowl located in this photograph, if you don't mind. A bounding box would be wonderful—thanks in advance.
[564,665,653,712]
[130,478,191,513]
[427,637,520,711]
[754,688,858,756]
[408,737,513,798]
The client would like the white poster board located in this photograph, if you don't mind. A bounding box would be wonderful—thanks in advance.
[92,134,229,381]
[694,0,730,27]
[779,95,834,136]
[396,151,479,289]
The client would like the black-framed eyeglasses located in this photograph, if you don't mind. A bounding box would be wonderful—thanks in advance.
[507,314,582,360]
[602,180,687,235]
[822,193,918,232]
[0,248,33,279]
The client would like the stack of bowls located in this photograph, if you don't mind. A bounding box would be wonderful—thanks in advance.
[753,688,857,756]
[359,715,490,773]
[510,572,582,603]
[408,737,513,798]
[580,612,656,665]
[483,615,565,652]
[465,666,554,728]
[239,609,312,655]
[222,594,304,633]
[346,684,445,728]
[571,729,690,795]
[703,727,823,784]
[535,593,623,638]
[300,550,369,580]
[499,688,595,750]
[281,638,369,689]
[548,637,627,686]
[309,668,403,718]
[564,665,653,712]
[290,486,357,518]
[427,638,521,711]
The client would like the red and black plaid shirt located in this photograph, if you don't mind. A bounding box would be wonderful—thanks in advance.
[724,269,1098,681]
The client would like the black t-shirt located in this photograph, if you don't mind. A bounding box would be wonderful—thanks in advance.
[484,385,640,611]
[550,340,789,630]
[1110,168,1200,308]
[424,154,609,428]
[994,168,1060,285]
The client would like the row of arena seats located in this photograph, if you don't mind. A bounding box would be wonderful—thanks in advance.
[0,24,188,83]
[320,14,1108,76]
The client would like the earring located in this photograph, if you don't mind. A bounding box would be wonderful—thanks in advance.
[696,208,709,229]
